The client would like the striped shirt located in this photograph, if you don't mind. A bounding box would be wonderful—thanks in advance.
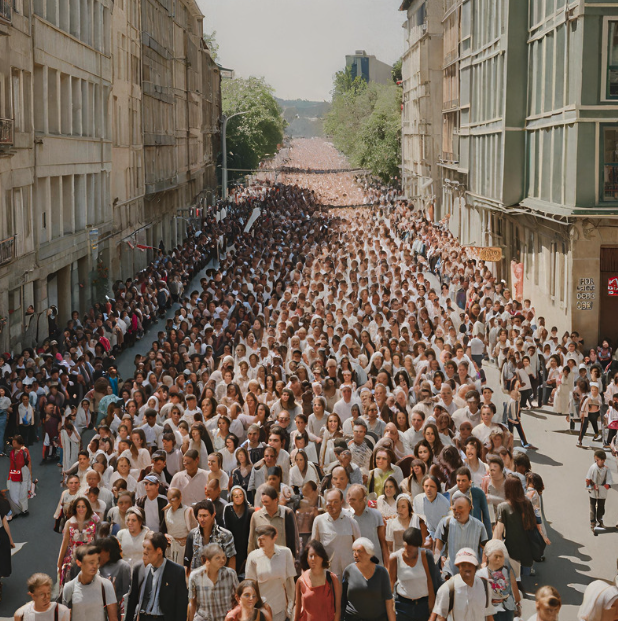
[435,515,488,576]
[188,565,239,621]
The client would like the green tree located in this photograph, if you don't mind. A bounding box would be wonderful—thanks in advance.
[392,57,403,83]
[324,71,401,183]
[203,30,219,62]
[221,77,286,183]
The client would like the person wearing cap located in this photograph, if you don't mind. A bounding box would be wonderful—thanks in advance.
[136,475,169,533]
[431,546,495,620]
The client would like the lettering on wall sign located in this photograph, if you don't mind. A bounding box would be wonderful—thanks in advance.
[576,278,595,310]
[608,276,618,297]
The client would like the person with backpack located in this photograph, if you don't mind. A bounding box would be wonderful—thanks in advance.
[62,544,118,621]
[14,573,71,621]
[431,547,495,620]
[294,539,341,621]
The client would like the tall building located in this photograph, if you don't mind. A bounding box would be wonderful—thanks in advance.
[345,50,393,86]
[401,0,618,346]
[0,0,220,352]
[399,0,443,217]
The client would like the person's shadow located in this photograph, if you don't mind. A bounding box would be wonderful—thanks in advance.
[520,516,598,605]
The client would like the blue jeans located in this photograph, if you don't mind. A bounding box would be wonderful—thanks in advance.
[0,412,6,452]
[395,594,430,621]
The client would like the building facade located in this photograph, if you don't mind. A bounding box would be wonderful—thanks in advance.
[0,0,220,352]
[345,50,393,86]
[399,0,443,217]
[401,0,618,347]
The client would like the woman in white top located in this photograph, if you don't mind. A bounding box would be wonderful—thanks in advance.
[163,487,196,564]
[60,420,81,475]
[464,437,488,488]
[188,424,209,469]
[220,434,240,476]
[387,525,436,616]
[116,507,150,568]
[385,494,419,554]
[377,476,400,520]
[207,453,229,499]
[74,398,92,437]
[121,430,151,470]
[109,456,138,493]
[289,450,320,488]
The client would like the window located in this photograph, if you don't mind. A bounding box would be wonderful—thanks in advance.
[603,126,618,201]
[607,21,618,99]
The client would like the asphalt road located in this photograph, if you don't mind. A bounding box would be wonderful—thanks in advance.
[0,297,616,618]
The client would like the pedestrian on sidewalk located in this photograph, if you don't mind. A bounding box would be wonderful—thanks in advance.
[505,387,533,449]
[578,382,603,447]
[585,449,613,534]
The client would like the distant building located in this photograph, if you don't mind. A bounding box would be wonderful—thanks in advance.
[345,51,393,86]
[399,0,443,216]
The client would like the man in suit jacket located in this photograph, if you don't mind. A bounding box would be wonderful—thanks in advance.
[125,531,188,621]
[136,475,168,533]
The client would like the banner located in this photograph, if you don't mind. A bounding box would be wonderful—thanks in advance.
[468,246,503,262]
[244,207,261,233]
[511,261,524,302]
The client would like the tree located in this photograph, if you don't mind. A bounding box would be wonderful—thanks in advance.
[324,70,401,183]
[392,57,403,84]
[221,77,286,183]
[203,30,219,62]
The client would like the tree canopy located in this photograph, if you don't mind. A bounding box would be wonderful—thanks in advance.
[221,77,286,183]
[324,69,402,183]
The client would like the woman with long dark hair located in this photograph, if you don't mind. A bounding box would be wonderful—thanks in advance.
[492,475,537,584]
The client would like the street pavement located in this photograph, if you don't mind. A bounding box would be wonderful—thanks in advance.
[0,264,616,618]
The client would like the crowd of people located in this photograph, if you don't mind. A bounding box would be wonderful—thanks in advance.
[1,139,617,621]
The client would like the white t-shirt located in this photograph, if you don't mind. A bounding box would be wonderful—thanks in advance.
[15,602,71,621]
[432,574,495,621]
[62,574,117,621]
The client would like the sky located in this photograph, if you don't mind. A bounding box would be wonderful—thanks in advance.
[197,0,405,101]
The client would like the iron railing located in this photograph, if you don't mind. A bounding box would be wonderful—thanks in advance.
[0,118,14,146]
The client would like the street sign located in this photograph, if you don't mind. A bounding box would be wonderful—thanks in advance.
[468,246,503,262]
[608,276,618,296]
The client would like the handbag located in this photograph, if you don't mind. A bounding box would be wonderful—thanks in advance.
[526,527,546,562]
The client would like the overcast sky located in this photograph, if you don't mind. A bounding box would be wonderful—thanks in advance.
[197,0,405,101]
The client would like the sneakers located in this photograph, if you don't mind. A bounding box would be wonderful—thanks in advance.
[577,441,583,447]
[598,521,605,529]
[592,435,602,442]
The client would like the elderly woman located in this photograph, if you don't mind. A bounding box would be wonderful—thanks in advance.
[341,537,396,621]
[478,539,521,621]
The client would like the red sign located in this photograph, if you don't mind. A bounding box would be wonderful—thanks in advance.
[609,276,618,296]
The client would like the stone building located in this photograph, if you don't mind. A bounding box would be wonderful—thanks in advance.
[0,0,220,351]
[401,0,618,347]
[399,0,443,217]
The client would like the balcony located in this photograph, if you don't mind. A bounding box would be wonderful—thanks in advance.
[0,236,15,267]
[0,118,14,146]
[0,0,11,23]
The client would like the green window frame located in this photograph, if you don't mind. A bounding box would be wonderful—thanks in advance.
[607,21,618,99]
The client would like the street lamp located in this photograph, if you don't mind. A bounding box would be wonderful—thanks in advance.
[221,110,250,200]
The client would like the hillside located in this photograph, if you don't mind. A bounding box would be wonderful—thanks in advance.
[276,98,331,138]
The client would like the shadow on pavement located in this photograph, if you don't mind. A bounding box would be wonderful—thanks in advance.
[522,522,598,605]
[528,451,564,468]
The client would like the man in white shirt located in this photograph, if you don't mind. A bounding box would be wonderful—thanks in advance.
[311,489,361,579]
[432,547,495,620]
[333,384,359,424]
[169,450,209,506]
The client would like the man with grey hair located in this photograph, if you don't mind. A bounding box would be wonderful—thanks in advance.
[346,484,389,566]
[434,492,489,577]
[311,488,360,579]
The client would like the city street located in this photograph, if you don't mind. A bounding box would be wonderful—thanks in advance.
[0,292,615,620]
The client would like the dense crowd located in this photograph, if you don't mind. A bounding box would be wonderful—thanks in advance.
[0,148,617,621]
